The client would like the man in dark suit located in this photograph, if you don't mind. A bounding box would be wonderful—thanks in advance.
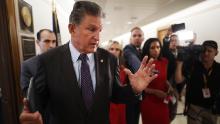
[20,29,56,96]
[19,1,157,124]
[123,27,144,124]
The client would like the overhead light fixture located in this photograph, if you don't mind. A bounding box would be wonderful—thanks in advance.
[127,21,133,25]
[105,21,111,25]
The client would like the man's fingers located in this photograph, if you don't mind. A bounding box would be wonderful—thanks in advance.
[19,111,41,122]
[23,98,30,112]
[124,68,132,76]
[148,74,158,82]
[139,56,148,70]
[143,58,154,72]
[148,64,156,74]
[145,58,154,70]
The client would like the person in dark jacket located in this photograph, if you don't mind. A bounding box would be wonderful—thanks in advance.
[19,1,157,124]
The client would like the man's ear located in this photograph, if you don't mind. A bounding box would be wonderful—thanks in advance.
[36,40,40,46]
[141,36,144,42]
[68,24,76,33]
[216,50,218,56]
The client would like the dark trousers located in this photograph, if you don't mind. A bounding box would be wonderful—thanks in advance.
[126,102,140,124]
[176,82,185,95]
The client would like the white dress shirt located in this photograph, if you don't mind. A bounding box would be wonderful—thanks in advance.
[69,41,96,91]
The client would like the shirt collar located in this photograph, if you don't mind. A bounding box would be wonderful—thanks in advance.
[69,41,94,63]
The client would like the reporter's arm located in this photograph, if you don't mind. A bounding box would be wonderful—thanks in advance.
[144,88,167,99]
[175,61,185,83]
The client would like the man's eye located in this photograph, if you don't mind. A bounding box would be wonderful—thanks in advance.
[88,27,96,32]
[43,40,50,43]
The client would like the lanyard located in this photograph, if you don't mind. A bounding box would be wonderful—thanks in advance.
[203,68,213,88]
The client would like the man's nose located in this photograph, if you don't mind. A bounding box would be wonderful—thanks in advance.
[49,41,55,48]
[94,32,100,41]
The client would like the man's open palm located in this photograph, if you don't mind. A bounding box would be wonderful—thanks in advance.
[124,56,158,94]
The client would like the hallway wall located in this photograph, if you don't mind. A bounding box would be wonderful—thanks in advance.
[23,0,71,54]
[22,0,220,61]
[113,1,220,61]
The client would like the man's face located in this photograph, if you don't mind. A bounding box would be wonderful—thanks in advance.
[169,36,178,50]
[201,46,218,63]
[130,29,144,48]
[37,31,56,53]
[69,15,102,53]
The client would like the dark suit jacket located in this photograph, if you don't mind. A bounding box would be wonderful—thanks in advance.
[123,44,141,73]
[161,39,176,81]
[123,44,142,105]
[20,56,38,96]
[30,43,135,124]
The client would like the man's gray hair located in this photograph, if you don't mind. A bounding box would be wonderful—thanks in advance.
[69,1,102,25]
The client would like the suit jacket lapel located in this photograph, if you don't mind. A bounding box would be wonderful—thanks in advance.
[94,50,103,91]
[90,49,107,111]
[61,43,87,114]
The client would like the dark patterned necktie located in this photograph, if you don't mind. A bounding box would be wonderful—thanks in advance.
[78,54,94,110]
[137,47,142,59]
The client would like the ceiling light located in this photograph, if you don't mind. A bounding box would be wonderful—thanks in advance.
[105,21,111,25]
[127,21,133,25]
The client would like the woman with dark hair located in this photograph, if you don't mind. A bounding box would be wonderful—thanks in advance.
[140,38,170,124]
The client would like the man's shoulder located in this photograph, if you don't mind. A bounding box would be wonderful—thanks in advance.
[124,44,134,50]
[97,47,116,61]
[22,55,39,66]
[214,61,220,69]
[39,43,68,59]
[97,47,108,53]
[97,47,114,58]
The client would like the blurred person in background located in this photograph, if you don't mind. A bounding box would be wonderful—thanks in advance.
[175,40,220,124]
[20,29,56,96]
[123,26,144,124]
[20,29,56,124]
[108,41,127,124]
[140,38,170,124]
[162,34,185,101]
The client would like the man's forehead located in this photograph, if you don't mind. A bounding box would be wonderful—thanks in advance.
[204,46,217,50]
[87,23,102,28]
[80,16,102,28]
[40,32,54,40]
[131,30,143,35]
[40,31,51,37]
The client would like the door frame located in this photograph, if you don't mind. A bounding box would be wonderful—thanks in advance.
[0,0,22,123]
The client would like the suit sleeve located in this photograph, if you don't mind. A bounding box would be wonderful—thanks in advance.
[29,56,49,116]
[162,36,171,59]
[123,45,141,73]
[20,62,32,96]
[110,54,139,103]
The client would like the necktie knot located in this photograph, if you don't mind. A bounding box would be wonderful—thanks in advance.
[78,54,88,62]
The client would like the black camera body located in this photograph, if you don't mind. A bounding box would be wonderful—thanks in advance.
[171,23,185,32]
[177,45,203,62]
